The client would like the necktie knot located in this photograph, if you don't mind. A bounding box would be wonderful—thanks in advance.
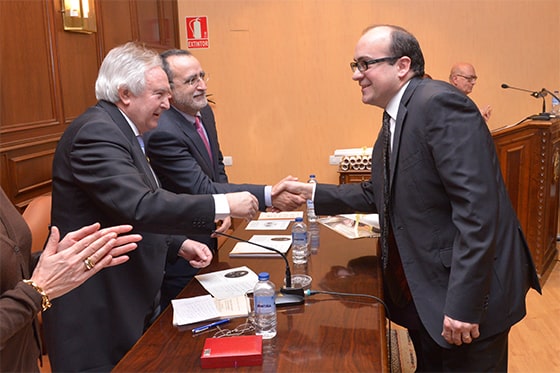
[382,111,391,147]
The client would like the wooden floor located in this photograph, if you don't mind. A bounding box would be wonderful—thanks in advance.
[509,258,560,373]
[39,260,559,373]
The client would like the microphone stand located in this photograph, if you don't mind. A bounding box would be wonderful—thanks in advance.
[213,230,306,305]
[535,89,547,114]
[214,230,292,287]
[545,89,560,103]
[501,83,558,120]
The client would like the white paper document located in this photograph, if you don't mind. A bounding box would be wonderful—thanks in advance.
[245,219,291,230]
[195,266,259,299]
[171,294,251,326]
[258,211,303,220]
[229,235,292,257]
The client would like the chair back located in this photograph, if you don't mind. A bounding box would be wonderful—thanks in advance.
[22,194,52,253]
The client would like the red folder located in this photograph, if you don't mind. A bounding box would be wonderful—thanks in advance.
[200,335,263,369]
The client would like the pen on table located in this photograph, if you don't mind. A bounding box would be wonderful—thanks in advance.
[192,319,231,334]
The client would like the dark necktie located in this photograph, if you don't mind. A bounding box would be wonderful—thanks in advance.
[195,117,213,161]
[380,111,412,307]
[381,111,391,270]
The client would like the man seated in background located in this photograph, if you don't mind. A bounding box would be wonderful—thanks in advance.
[146,49,305,309]
[449,62,492,121]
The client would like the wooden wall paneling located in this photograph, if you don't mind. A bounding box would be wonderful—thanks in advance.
[0,0,65,142]
[134,0,179,52]
[1,138,58,211]
[53,0,100,121]
[135,1,161,46]
[0,0,65,206]
[159,0,180,49]
[98,0,135,54]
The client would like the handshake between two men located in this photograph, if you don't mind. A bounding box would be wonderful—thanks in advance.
[222,176,313,221]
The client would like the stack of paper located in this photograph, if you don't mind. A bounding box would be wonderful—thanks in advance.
[245,220,291,230]
[229,235,292,257]
[258,211,303,220]
[195,266,259,299]
[171,294,251,326]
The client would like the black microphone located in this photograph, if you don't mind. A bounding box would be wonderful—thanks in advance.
[501,83,541,98]
[502,83,554,119]
[212,230,306,305]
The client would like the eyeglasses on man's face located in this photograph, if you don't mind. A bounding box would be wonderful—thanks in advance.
[181,71,209,86]
[455,74,477,83]
[350,56,400,73]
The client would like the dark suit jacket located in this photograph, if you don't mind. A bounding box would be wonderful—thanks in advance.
[146,105,260,300]
[44,101,217,372]
[146,105,267,210]
[146,105,267,286]
[314,77,541,348]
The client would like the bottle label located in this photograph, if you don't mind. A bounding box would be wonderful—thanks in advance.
[255,295,276,314]
[292,231,307,246]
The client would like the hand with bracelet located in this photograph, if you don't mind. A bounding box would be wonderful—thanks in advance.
[25,223,142,310]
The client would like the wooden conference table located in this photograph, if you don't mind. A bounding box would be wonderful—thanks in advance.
[113,218,387,372]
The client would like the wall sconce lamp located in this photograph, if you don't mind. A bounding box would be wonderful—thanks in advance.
[61,0,97,34]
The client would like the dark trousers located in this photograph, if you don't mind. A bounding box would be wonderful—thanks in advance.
[408,321,509,372]
[384,283,509,372]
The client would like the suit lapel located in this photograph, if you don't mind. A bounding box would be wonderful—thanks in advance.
[98,101,160,189]
[168,107,215,178]
[390,78,421,186]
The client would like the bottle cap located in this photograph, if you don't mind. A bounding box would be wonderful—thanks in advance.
[258,272,270,281]
[295,217,303,222]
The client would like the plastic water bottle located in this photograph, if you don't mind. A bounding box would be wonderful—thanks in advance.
[253,272,277,339]
[552,90,560,115]
[306,175,320,254]
[291,217,308,264]
[306,174,317,224]
[309,221,320,255]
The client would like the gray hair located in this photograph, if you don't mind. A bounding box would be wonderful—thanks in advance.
[95,42,163,103]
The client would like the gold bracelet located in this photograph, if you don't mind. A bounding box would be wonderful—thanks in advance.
[22,279,52,311]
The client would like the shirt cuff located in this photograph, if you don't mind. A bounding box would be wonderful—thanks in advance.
[264,185,272,206]
[311,183,317,201]
[213,194,230,221]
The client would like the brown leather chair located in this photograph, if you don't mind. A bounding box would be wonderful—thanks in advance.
[22,194,52,254]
